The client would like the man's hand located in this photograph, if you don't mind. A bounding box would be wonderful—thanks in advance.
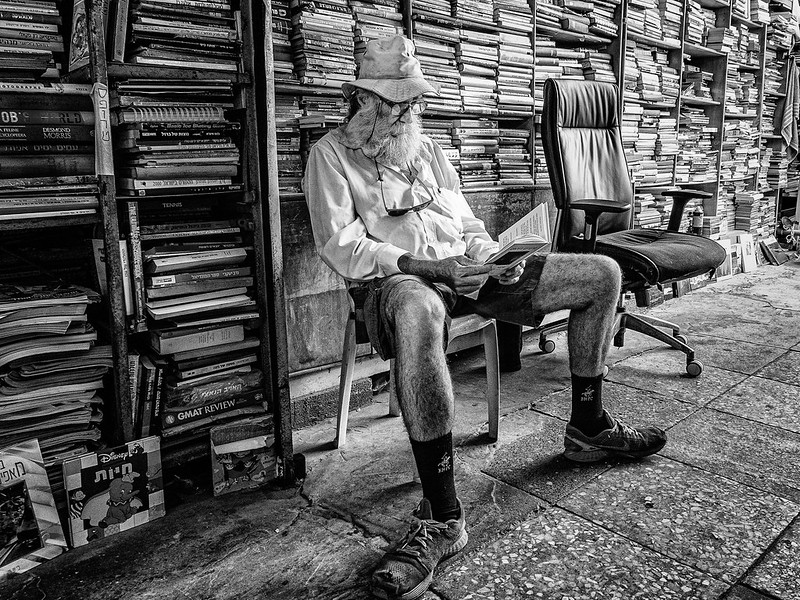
[492,260,525,285]
[398,254,491,295]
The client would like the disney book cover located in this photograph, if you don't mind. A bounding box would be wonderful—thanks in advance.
[62,436,165,547]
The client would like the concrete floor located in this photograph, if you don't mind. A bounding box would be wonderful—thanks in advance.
[2,262,800,600]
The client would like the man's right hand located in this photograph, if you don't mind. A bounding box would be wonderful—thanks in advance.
[398,254,491,295]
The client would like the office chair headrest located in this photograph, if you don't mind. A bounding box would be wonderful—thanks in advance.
[544,79,620,130]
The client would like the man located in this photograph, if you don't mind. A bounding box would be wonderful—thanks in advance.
[303,35,667,600]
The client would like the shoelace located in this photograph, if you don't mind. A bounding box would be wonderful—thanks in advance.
[609,419,646,442]
[395,519,449,560]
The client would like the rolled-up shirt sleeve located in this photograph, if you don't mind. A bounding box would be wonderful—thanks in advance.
[304,140,408,282]
[430,142,499,263]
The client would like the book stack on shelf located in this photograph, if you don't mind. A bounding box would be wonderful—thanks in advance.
[298,94,347,166]
[133,198,267,445]
[0,282,111,497]
[452,118,499,189]
[275,95,303,194]
[627,0,662,42]
[705,26,736,53]
[411,5,461,116]
[721,119,760,181]
[422,116,458,164]
[677,106,717,184]
[684,0,716,45]
[124,0,242,71]
[112,79,243,199]
[272,0,295,81]
[732,23,761,68]
[0,0,64,80]
[497,127,532,188]
[495,31,535,118]
[659,0,683,41]
[734,189,767,235]
[350,0,403,63]
[733,0,749,19]
[633,192,663,229]
[0,86,95,182]
[290,0,355,88]
[456,28,500,118]
[767,4,796,50]
[751,0,770,23]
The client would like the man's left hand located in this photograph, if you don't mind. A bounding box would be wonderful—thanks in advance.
[493,260,525,285]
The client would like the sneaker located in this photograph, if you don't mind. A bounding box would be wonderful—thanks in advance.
[564,411,667,463]
[371,498,468,600]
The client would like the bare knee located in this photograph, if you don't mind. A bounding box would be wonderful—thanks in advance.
[586,255,621,300]
[391,285,447,340]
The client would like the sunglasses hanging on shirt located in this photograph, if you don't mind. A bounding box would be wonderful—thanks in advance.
[373,159,435,217]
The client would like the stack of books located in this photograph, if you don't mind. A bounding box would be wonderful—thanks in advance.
[721,119,760,180]
[734,190,765,234]
[621,102,644,182]
[272,0,295,81]
[290,0,355,88]
[628,0,662,41]
[298,94,347,167]
[718,183,738,232]
[0,84,95,181]
[496,127,532,188]
[732,24,761,68]
[758,143,772,191]
[411,6,461,116]
[533,116,548,183]
[733,0,749,19]
[0,283,109,486]
[112,80,242,198]
[682,64,714,100]
[659,0,683,40]
[456,29,500,117]
[633,192,662,228]
[126,0,241,71]
[0,0,62,79]
[137,201,266,442]
[452,118,500,189]
[494,0,533,34]
[580,51,615,83]
[677,106,717,184]
[751,0,770,23]
[495,31,535,118]
[768,9,797,49]
[351,0,403,63]
[705,26,736,53]
[275,95,303,194]
[422,117,459,165]
[684,1,716,45]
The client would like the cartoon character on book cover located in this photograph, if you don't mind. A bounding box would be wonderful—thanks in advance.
[0,439,66,580]
[210,421,277,496]
[63,436,165,547]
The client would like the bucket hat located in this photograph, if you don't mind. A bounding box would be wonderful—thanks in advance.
[341,35,440,102]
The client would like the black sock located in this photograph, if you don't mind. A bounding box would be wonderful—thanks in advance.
[409,433,459,522]
[569,373,612,436]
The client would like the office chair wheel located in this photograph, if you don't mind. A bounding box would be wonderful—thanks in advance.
[675,334,688,345]
[686,360,703,377]
[602,365,609,378]
[539,338,556,354]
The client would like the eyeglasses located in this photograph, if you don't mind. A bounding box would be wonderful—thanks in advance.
[382,99,427,117]
[374,159,435,217]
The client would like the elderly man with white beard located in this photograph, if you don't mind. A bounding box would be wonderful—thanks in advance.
[303,35,668,600]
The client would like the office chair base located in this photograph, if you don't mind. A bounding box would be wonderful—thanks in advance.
[618,312,702,377]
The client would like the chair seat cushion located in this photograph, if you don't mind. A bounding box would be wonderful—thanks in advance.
[567,229,727,286]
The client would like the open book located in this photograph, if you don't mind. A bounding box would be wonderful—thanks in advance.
[485,202,552,275]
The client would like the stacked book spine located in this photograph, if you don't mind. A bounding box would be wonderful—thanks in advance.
[0,283,111,497]
[290,0,355,88]
[411,4,461,116]
[275,95,303,194]
[495,31,535,118]
[684,1,716,45]
[452,118,499,190]
[125,0,242,71]
[350,0,403,63]
[273,0,295,81]
[0,0,63,79]
[456,28,500,118]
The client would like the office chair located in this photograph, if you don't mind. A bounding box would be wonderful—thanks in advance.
[540,78,726,377]
[335,288,500,448]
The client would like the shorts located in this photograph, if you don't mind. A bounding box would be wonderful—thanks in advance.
[357,255,548,360]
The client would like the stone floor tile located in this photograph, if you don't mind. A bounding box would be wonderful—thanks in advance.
[434,505,728,600]
[605,350,747,404]
[724,585,783,599]
[663,409,800,502]
[645,291,799,349]
[753,349,800,386]
[745,517,800,600]
[478,411,611,504]
[560,457,799,584]
[527,381,698,431]
[680,334,788,375]
[708,376,800,435]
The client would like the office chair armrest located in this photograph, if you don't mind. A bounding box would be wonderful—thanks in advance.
[662,188,713,231]
[572,199,632,253]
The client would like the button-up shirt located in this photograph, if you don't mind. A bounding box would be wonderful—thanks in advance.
[303,127,499,283]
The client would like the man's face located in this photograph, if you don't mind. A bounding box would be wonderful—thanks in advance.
[349,92,424,166]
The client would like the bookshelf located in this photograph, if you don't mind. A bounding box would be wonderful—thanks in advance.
[7,0,297,481]
[266,0,796,376]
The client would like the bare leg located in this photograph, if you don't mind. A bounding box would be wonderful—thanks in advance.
[529,253,621,377]
[385,279,454,441]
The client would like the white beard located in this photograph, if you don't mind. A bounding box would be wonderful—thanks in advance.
[345,104,423,166]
